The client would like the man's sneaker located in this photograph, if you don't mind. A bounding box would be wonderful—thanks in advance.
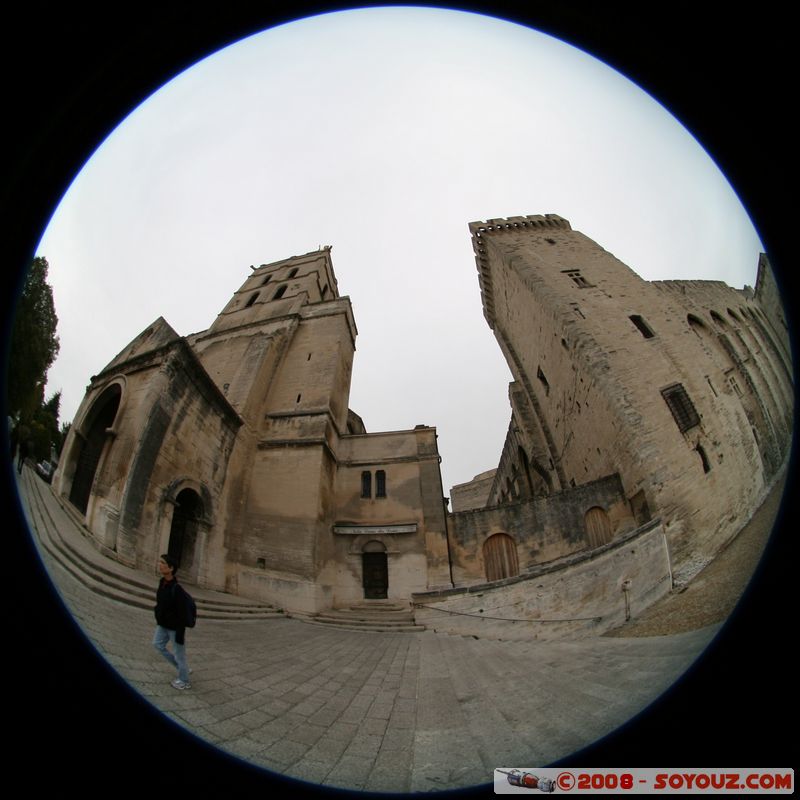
[171,678,191,690]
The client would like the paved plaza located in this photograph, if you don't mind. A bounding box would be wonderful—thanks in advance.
[13,463,790,794]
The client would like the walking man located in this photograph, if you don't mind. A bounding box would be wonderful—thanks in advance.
[153,554,192,689]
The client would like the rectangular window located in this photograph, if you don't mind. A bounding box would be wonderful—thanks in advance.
[361,471,372,498]
[629,314,655,338]
[376,470,386,498]
[695,444,712,473]
[536,366,550,396]
[661,383,700,433]
[562,269,591,288]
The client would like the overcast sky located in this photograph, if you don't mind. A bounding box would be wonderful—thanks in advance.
[35,6,763,497]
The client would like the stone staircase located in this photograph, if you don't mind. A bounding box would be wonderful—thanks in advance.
[18,467,283,622]
[296,601,425,632]
[18,467,428,631]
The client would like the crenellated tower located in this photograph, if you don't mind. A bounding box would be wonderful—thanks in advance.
[468,213,793,574]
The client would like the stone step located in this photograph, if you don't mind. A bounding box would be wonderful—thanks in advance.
[21,470,282,620]
[312,614,419,628]
[197,609,285,621]
[298,600,425,632]
[23,470,422,628]
[315,609,416,622]
[297,617,425,633]
[346,601,410,611]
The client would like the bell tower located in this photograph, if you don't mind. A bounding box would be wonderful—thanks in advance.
[189,247,357,434]
[209,245,341,332]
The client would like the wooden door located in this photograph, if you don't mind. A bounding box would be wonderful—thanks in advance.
[362,552,388,599]
[585,506,612,548]
[483,533,519,582]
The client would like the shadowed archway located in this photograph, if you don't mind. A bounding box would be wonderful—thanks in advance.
[168,488,204,582]
[68,384,122,515]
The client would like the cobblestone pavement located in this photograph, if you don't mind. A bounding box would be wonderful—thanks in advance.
[13,464,793,794]
[606,470,787,636]
[37,543,717,793]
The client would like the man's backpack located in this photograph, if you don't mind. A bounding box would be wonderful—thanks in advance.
[173,582,198,628]
[183,587,198,628]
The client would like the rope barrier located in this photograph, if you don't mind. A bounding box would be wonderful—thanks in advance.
[414,603,602,623]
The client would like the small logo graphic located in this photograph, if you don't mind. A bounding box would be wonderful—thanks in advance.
[497,770,556,792]
[556,771,576,791]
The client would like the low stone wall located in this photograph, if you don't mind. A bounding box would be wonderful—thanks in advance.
[413,519,671,641]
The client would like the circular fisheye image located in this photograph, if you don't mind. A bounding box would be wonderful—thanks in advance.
[6,5,794,796]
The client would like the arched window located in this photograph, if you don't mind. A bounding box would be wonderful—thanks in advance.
[483,533,519,582]
[518,447,534,499]
[273,285,287,300]
[361,471,372,498]
[245,292,259,308]
[376,470,386,498]
[687,313,707,334]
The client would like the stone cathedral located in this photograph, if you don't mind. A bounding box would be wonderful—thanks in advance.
[52,215,792,634]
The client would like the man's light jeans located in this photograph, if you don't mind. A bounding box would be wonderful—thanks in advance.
[153,625,190,682]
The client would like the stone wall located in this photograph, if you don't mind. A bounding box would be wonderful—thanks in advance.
[54,331,243,583]
[320,425,450,606]
[448,473,635,585]
[414,519,671,641]
[451,469,496,511]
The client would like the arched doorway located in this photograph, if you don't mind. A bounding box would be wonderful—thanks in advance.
[585,506,613,548]
[362,540,388,599]
[483,533,519,582]
[168,489,204,582]
[68,384,121,515]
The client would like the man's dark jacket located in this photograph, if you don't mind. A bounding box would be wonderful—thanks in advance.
[155,577,187,644]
